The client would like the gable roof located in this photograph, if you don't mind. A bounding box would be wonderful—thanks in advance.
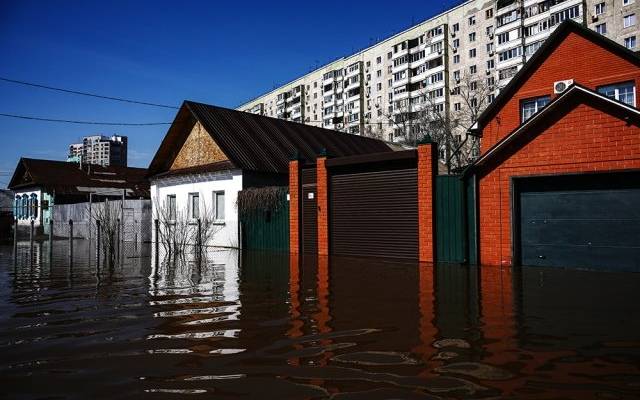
[147,101,394,177]
[465,84,640,175]
[8,158,149,197]
[473,20,640,134]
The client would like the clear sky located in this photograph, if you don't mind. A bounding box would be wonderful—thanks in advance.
[0,0,462,187]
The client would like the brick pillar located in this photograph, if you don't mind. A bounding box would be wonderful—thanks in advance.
[289,160,301,254]
[317,157,329,256]
[418,144,436,263]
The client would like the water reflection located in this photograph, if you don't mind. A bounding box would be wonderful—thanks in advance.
[1,243,639,399]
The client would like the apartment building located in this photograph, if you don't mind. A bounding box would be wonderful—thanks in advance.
[68,135,128,167]
[238,0,639,149]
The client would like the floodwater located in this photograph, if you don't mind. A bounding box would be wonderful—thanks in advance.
[2,242,640,399]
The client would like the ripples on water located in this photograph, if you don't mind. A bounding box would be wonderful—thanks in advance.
[1,240,640,399]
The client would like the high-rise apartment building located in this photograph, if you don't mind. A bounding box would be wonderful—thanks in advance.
[67,135,128,167]
[238,0,639,152]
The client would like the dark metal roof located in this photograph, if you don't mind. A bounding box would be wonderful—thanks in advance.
[464,84,640,176]
[474,20,640,134]
[8,158,149,197]
[147,101,394,177]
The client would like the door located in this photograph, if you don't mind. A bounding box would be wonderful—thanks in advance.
[301,168,317,254]
[516,172,640,271]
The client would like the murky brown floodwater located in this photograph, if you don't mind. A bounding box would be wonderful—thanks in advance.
[2,241,640,399]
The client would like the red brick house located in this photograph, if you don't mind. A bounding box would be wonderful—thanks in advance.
[466,21,640,270]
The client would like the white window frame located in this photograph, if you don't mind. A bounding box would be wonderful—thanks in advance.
[624,14,636,28]
[624,35,637,49]
[166,194,176,222]
[597,81,636,107]
[188,192,199,220]
[521,96,550,122]
[594,2,605,15]
[212,191,225,223]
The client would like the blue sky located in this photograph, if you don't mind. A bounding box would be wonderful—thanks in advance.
[0,0,461,187]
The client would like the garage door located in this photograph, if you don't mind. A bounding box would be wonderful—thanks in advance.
[517,173,640,271]
[330,168,418,259]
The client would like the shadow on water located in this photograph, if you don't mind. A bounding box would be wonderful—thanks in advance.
[0,241,639,399]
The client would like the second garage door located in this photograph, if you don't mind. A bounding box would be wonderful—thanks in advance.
[330,168,418,260]
[516,172,640,271]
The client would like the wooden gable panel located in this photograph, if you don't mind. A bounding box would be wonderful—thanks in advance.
[170,121,228,170]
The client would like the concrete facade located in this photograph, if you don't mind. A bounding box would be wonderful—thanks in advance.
[238,0,639,158]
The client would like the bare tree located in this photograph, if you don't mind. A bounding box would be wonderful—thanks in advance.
[384,71,495,172]
[89,198,122,266]
[153,193,222,261]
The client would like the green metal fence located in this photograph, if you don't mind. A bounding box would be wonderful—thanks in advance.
[240,193,289,252]
[436,175,466,263]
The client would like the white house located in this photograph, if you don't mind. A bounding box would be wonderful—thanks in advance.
[146,101,395,249]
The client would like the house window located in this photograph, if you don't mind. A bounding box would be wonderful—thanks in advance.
[21,194,28,220]
[189,193,199,219]
[213,191,225,221]
[468,15,476,26]
[453,54,460,64]
[594,2,605,15]
[14,196,20,219]
[597,81,636,106]
[486,8,493,19]
[624,0,634,5]
[167,194,176,221]
[30,194,38,219]
[624,14,636,28]
[469,48,476,58]
[469,32,476,42]
[596,23,607,35]
[624,36,637,49]
[521,96,550,122]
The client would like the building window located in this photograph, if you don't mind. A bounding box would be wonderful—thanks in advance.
[521,96,550,122]
[469,32,476,42]
[453,54,460,64]
[22,194,28,220]
[189,193,199,219]
[30,194,38,219]
[624,14,636,28]
[624,0,634,5]
[470,65,477,74]
[376,56,382,64]
[452,23,459,32]
[166,194,176,221]
[14,196,20,219]
[469,48,476,58]
[213,191,225,221]
[486,8,493,19]
[594,2,605,15]
[596,23,607,35]
[468,15,476,26]
[624,36,637,49]
[597,81,636,106]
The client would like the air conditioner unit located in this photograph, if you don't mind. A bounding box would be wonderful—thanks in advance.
[438,50,443,55]
[486,70,491,75]
[591,15,598,22]
[453,48,458,53]
[451,32,456,37]
[489,51,494,56]
[489,33,494,39]
[553,79,574,94]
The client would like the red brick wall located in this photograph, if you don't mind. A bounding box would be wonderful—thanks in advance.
[317,157,329,256]
[482,32,640,153]
[418,144,436,263]
[289,160,300,254]
[478,102,640,266]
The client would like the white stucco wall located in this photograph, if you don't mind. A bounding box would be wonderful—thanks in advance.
[151,170,243,248]
[13,189,43,227]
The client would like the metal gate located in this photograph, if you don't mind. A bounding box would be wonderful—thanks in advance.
[435,175,466,264]
[330,168,418,259]
[301,168,317,254]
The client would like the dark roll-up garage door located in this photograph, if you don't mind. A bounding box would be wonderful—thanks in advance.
[330,168,418,259]
[516,172,640,271]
